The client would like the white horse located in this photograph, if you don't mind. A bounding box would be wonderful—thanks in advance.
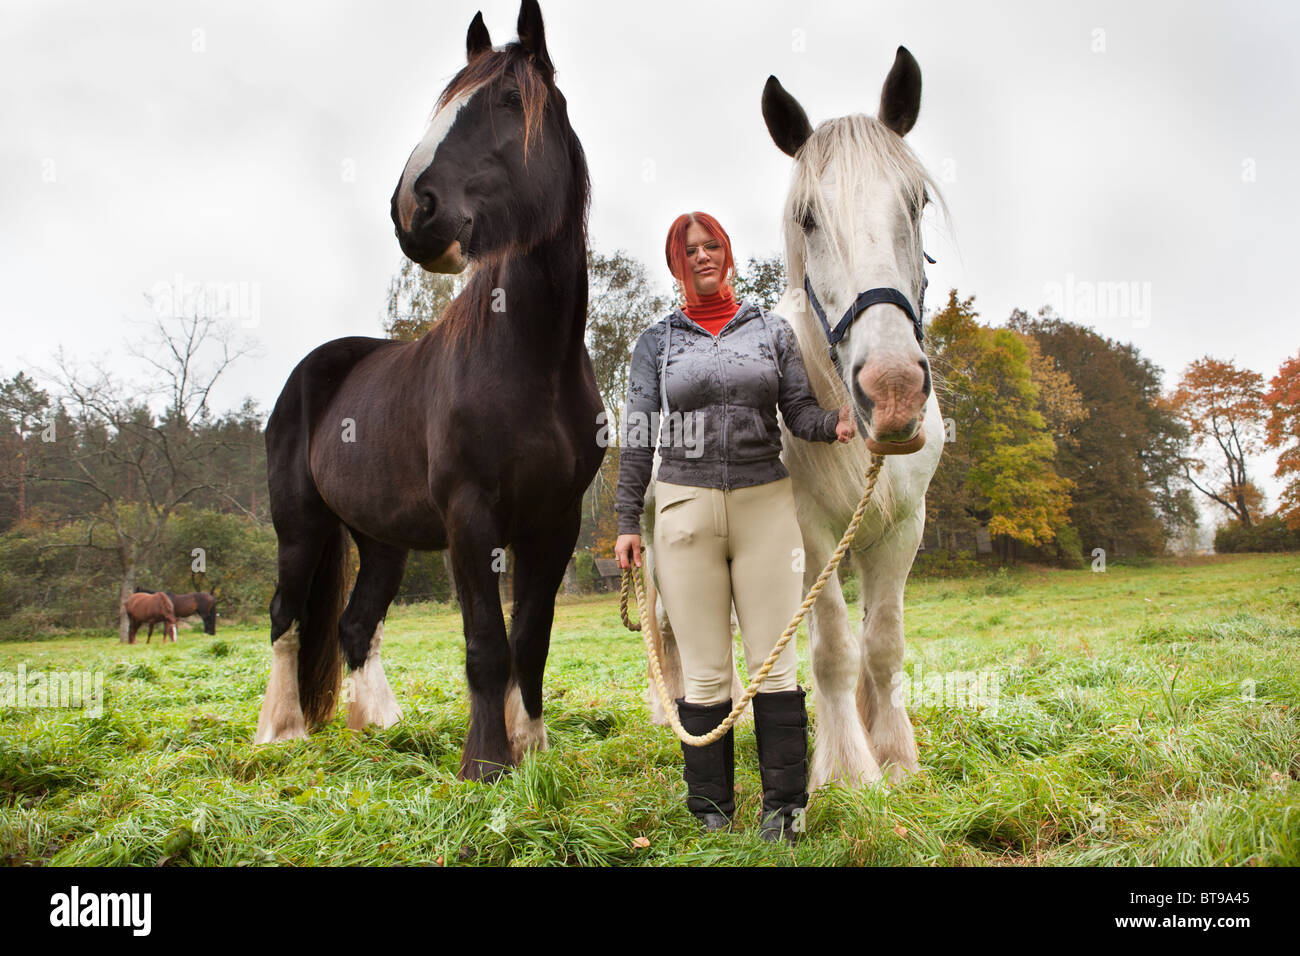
[645,48,944,792]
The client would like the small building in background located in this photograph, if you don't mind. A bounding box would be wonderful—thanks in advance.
[593,558,622,592]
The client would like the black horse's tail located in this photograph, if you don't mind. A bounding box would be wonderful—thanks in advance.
[297,522,350,726]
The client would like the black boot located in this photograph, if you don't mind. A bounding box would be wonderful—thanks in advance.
[752,688,809,845]
[676,698,735,831]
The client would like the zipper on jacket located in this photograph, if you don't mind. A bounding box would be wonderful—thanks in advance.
[715,335,729,490]
[670,305,755,492]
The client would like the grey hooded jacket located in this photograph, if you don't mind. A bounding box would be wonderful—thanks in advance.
[615,300,840,535]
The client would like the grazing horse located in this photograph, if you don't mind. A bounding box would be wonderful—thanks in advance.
[135,588,218,635]
[645,49,944,791]
[125,592,178,644]
[255,0,604,782]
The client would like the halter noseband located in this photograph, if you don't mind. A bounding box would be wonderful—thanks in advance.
[803,251,935,372]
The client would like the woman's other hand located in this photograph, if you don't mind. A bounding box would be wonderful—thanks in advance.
[836,404,857,443]
[616,533,643,569]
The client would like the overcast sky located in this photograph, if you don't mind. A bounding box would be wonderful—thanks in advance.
[3,0,1296,506]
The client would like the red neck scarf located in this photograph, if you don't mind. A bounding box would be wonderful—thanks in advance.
[683,288,740,336]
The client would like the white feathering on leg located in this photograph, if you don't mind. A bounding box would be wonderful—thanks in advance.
[505,683,548,762]
[347,622,402,731]
[254,625,308,744]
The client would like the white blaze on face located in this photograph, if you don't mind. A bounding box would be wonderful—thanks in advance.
[396,86,481,233]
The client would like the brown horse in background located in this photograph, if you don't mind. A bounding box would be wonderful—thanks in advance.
[124,592,178,644]
[134,588,218,635]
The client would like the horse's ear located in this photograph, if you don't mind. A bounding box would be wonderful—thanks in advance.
[762,76,813,157]
[878,46,921,137]
[516,0,553,75]
[467,11,492,62]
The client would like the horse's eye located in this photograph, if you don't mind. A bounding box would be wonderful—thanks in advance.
[915,189,932,219]
[799,208,816,233]
[503,89,523,108]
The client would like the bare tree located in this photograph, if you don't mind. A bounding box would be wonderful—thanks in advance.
[127,311,254,428]
[41,313,255,641]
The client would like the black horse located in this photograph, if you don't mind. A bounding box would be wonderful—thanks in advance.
[255,0,604,782]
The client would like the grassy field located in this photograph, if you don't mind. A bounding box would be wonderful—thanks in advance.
[1,553,1296,866]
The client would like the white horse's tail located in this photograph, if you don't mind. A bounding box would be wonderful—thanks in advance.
[643,570,662,670]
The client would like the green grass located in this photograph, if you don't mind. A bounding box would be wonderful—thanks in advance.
[1,553,1296,866]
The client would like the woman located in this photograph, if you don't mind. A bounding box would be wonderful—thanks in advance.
[614,211,854,842]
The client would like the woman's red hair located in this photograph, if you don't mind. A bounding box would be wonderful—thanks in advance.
[664,212,735,307]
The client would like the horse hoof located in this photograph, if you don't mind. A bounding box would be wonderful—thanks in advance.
[508,724,548,763]
[253,722,308,745]
[459,758,511,783]
[879,759,919,785]
[505,685,547,761]
[346,675,403,731]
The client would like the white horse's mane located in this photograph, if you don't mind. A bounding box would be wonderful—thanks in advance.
[778,114,947,533]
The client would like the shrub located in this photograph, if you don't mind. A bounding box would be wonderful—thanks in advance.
[158,507,277,620]
[1048,524,1086,569]
[912,549,986,578]
[980,566,1024,596]
[1215,516,1300,553]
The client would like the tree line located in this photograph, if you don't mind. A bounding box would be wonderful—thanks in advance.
[2,250,1297,635]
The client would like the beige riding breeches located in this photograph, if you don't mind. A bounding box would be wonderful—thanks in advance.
[653,476,804,704]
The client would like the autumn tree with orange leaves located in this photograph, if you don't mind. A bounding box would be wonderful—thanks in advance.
[1168,357,1267,528]
[1264,350,1300,529]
